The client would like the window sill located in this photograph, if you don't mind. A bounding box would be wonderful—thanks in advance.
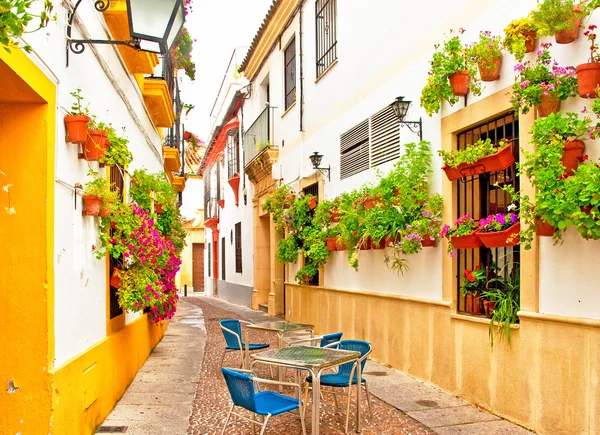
[450,312,520,329]
[315,59,338,84]
[281,101,297,118]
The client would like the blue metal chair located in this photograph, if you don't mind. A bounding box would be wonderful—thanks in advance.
[221,368,306,435]
[302,339,373,433]
[284,331,343,348]
[219,319,269,368]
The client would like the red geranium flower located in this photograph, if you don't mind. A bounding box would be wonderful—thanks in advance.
[464,269,475,283]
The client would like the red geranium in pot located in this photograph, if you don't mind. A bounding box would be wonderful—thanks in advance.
[576,25,600,98]
[460,266,486,314]
[439,214,482,256]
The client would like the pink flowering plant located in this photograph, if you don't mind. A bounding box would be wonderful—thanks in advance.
[478,210,519,232]
[439,214,479,255]
[465,31,503,72]
[510,43,578,114]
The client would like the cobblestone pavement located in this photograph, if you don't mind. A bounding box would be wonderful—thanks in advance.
[184,297,436,435]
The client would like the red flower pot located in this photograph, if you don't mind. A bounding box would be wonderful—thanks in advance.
[535,217,557,237]
[576,63,600,98]
[478,56,502,82]
[335,238,347,251]
[308,197,317,210]
[524,31,537,53]
[331,209,340,222]
[283,194,296,209]
[64,115,90,144]
[487,301,496,316]
[450,231,483,249]
[83,195,102,216]
[449,70,469,96]
[83,129,109,161]
[473,295,483,315]
[421,234,437,247]
[536,94,561,118]
[476,222,520,248]
[155,203,164,214]
[358,237,372,250]
[217,199,225,209]
[465,294,474,313]
[555,6,583,44]
[561,140,585,176]
[99,205,112,217]
[326,237,338,251]
[442,143,515,181]
[371,238,386,250]
[110,268,122,288]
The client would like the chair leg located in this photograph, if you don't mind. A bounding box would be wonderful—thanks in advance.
[220,404,233,435]
[332,388,339,412]
[220,349,226,368]
[344,385,352,434]
[298,407,307,435]
[239,349,245,369]
[252,413,256,435]
[258,414,271,435]
[302,382,310,416]
[364,381,373,420]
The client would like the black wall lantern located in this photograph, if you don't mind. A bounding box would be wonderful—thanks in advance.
[391,96,423,141]
[67,0,185,62]
[309,151,330,181]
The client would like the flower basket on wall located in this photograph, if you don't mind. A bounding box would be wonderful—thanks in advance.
[155,203,164,214]
[326,237,338,251]
[335,238,346,251]
[476,222,520,248]
[535,217,557,237]
[536,94,561,118]
[308,197,317,210]
[575,63,600,97]
[554,5,583,44]
[82,195,102,216]
[65,115,90,144]
[449,70,469,96]
[110,268,122,288]
[450,231,483,249]
[524,31,537,53]
[478,56,502,82]
[442,143,515,181]
[82,130,109,161]
[421,234,437,247]
[561,139,585,175]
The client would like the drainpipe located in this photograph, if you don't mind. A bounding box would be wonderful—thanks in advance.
[299,2,304,133]
[241,104,247,205]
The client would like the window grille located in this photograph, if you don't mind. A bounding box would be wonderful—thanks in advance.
[109,165,125,319]
[208,242,211,277]
[216,160,222,201]
[340,119,369,179]
[315,0,337,78]
[235,222,242,273]
[284,37,296,110]
[455,113,520,315]
[221,237,226,281]
[370,105,400,167]
[227,134,240,179]
[303,184,319,285]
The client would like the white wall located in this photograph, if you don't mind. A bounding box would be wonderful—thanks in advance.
[240,0,600,318]
[21,2,166,367]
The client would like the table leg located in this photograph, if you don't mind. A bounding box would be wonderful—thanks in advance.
[311,369,321,435]
[277,333,284,392]
[356,358,361,433]
[244,330,250,369]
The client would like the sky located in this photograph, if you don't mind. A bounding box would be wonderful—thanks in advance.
[179,0,274,142]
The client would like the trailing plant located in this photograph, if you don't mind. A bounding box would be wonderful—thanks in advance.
[510,43,578,114]
[530,111,592,145]
[439,214,479,255]
[438,138,503,168]
[172,26,196,81]
[420,28,481,116]
[465,30,502,71]
[531,0,584,37]
[262,182,295,233]
[99,124,133,169]
[483,262,520,348]
[276,235,300,263]
[0,0,54,53]
[478,210,519,233]
[503,16,538,62]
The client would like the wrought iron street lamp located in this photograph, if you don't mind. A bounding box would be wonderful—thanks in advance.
[309,151,330,181]
[67,0,185,60]
[391,96,423,141]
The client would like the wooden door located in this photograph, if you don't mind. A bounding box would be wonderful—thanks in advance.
[192,243,204,292]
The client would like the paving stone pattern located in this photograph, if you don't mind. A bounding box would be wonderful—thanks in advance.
[184,297,436,435]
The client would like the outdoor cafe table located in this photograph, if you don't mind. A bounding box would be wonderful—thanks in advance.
[251,345,362,435]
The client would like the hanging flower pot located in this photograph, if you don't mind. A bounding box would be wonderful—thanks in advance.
[283,194,296,209]
[99,204,112,217]
[83,195,102,216]
[326,237,338,251]
[358,236,372,250]
[561,140,585,175]
[83,130,109,161]
[110,268,122,288]
[535,94,561,118]
[535,217,557,237]
[441,143,515,181]
[308,197,317,210]
[421,234,437,247]
[449,70,469,96]
[335,238,347,251]
[331,209,340,222]
[450,231,483,249]
[155,203,164,214]
[524,31,537,53]
[476,222,520,248]
[478,56,502,82]
[554,6,583,44]
[575,63,600,98]
[64,115,90,144]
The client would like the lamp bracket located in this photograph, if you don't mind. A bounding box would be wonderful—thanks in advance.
[400,117,423,141]
[316,166,330,182]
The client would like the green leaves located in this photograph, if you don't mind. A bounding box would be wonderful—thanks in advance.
[0,0,54,53]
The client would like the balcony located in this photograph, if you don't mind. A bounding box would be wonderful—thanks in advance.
[243,106,271,167]
[172,175,186,192]
[163,135,181,173]
[143,78,175,128]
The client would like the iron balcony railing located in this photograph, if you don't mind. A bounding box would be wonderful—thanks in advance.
[243,106,271,167]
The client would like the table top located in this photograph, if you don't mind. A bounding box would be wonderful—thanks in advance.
[251,345,360,369]
[245,320,314,333]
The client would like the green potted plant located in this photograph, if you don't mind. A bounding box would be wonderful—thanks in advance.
[476,210,520,248]
[466,30,503,82]
[99,125,134,169]
[263,183,295,233]
[531,0,586,44]
[510,44,578,116]
[576,24,600,97]
[439,214,481,255]
[503,16,538,62]
[483,263,520,348]
[438,139,513,181]
[65,88,90,144]
[0,0,54,53]
[83,170,111,216]
[420,28,481,116]
[460,266,486,314]
[81,115,109,162]
[171,26,196,81]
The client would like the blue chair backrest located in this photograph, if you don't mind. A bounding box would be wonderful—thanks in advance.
[337,340,371,379]
[222,368,257,412]
[321,332,343,348]
[220,319,242,349]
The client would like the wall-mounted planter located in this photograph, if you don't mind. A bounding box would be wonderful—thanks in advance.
[65,115,90,144]
[110,268,122,288]
[555,6,583,44]
[442,143,514,181]
[536,94,561,118]
[478,56,502,82]
[82,130,109,161]
[450,231,482,249]
[155,203,164,214]
[83,195,102,216]
[535,217,557,237]
[476,222,520,248]
[575,63,600,98]
[561,140,585,176]
[524,31,537,53]
[308,197,317,210]
[421,235,437,247]
[99,204,112,217]
[449,70,469,96]
[326,237,338,251]
[335,238,346,251]
[217,199,225,209]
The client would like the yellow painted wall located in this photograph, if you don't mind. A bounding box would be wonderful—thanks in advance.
[50,314,166,434]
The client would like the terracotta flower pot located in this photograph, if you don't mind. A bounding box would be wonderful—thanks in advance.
[110,268,122,288]
[476,222,520,248]
[358,237,372,250]
[576,63,600,98]
[473,295,483,315]
[483,299,490,317]
[561,140,585,176]
[555,6,583,44]
[335,238,347,251]
[64,115,90,144]
[308,197,317,210]
[450,231,483,249]
[217,199,225,209]
[326,237,338,251]
[536,94,561,118]
[442,143,515,181]
[283,194,296,209]
[465,294,474,313]
[83,195,102,216]
[449,70,469,96]
[155,203,164,214]
[83,129,109,161]
[371,238,386,250]
[99,204,112,217]
[331,209,340,222]
[421,234,437,247]
[487,301,496,316]
[535,217,557,237]
[478,56,502,82]
[524,31,537,53]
